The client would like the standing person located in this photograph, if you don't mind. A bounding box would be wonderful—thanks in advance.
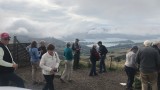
[97,41,108,73]
[125,46,138,90]
[136,40,160,90]
[40,44,60,90]
[152,41,160,90]
[60,42,73,82]
[0,32,25,88]
[29,41,41,85]
[72,38,81,70]
[38,40,47,59]
[89,44,99,76]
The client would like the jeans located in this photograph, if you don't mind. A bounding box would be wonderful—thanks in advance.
[73,53,80,69]
[140,72,158,90]
[43,74,54,90]
[125,66,136,89]
[99,55,106,72]
[90,60,97,75]
[0,72,25,88]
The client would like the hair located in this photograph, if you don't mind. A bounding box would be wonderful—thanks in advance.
[144,40,152,47]
[97,41,102,44]
[40,40,45,44]
[92,44,97,49]
[152,41,159,46]
[66,42,71,47]
[47,44,55,50]
[31,41,37,48]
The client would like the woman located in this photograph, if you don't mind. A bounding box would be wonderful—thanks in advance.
[38,40,47,59]
[89,44,99,76]
[40,44,60,90]
[60,42,73,83]
[124,46,138,90]
[29,41,41,85]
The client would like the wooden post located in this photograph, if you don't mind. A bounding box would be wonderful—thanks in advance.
[109,55,114,69]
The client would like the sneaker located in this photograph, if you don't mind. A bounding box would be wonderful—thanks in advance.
[68,80,73,83]
[60,78,65,83]
[32,81,38,85]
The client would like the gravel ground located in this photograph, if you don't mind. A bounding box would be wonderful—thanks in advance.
[16,67,127,90]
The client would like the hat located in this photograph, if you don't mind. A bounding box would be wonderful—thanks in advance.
[131,46,138,50]
[0,32,11,39]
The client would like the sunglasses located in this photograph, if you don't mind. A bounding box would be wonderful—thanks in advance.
[3,38,10,41]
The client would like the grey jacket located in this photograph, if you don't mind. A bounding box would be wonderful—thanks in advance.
[136,46,160,73]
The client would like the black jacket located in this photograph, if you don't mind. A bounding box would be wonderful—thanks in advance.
[98,45,108,56]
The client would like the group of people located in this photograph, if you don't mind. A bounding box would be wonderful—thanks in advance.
[3,32,160,90]
[124,40,160,90]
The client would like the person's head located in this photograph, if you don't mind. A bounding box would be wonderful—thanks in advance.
[0,32,11,45]
[130,46,138,53]
[97,41,102,46]
[92,44,97,49]
[152,41,159,46]
[75,38,79,43]
[66,42,71,48]
[47,44,55,55]
[40,40,45,46]
[143,40,152,47]
[31,41,37,48]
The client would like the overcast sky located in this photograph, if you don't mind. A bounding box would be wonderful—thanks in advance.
[0,0,160,38]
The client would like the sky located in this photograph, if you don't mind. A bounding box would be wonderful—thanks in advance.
[0,0,160,39]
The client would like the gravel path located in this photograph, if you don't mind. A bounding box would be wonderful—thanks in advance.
[16,67,127,90]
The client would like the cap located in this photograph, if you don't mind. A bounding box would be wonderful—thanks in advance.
[0,32,11,39]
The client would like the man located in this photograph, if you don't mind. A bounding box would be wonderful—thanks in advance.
[97,41,108,73]
[0,32,25,88]
[136,40,160,90]
[152,41,160,90]
[72,38,81,70]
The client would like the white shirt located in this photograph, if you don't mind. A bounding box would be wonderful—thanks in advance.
[125,51,137,68]
[40,52,60,75]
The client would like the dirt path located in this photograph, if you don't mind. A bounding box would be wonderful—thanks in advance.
[16,67,127,90]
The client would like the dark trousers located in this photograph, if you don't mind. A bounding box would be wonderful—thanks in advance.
[99,55,106,72]
[90,60,97,75]
[73,53,80,69]
[125,66,136,89]
[158,73,160,90]
[43,74,54,90]
[0,72,25,88]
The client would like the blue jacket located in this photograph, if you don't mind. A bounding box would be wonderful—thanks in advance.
[64,47,73,61]
[29,48,40,62]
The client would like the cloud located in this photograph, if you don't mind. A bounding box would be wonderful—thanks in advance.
[0,0,160,39]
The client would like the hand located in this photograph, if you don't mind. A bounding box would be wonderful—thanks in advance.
[53,68,58,72]
[12,64,18,70]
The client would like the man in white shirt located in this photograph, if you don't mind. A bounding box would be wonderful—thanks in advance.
[0,32,25,88]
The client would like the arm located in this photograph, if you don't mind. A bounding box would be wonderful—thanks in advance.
[55,52,60,68]
[0,47,13,67]
[39,55,52,71]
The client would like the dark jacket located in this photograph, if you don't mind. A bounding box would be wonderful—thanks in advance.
[90,48,100,61]
[0,42,14,73]
[136,46,160,73]
[38,46,47,59]
[72,43,81,54]
[98,45,108,56]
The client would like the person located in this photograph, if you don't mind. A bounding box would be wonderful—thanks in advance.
[60,42,73,82]
[97,41,108,73]
[89,44,99,76]
[29,41,41,85]
[124,46,138,90]
[72,38,81,70]
[152,41,160,90]
[136,40,160,90]
[0,32,25,88]
[38,40,47,59]
[40,44,60,90]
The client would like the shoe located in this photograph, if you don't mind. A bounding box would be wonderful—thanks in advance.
[32,81,38,85]
[94,73,98,76]
[103,70,107,73]
[60,78,65,83]
[68,80,73,82]
[99,71,102,73]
